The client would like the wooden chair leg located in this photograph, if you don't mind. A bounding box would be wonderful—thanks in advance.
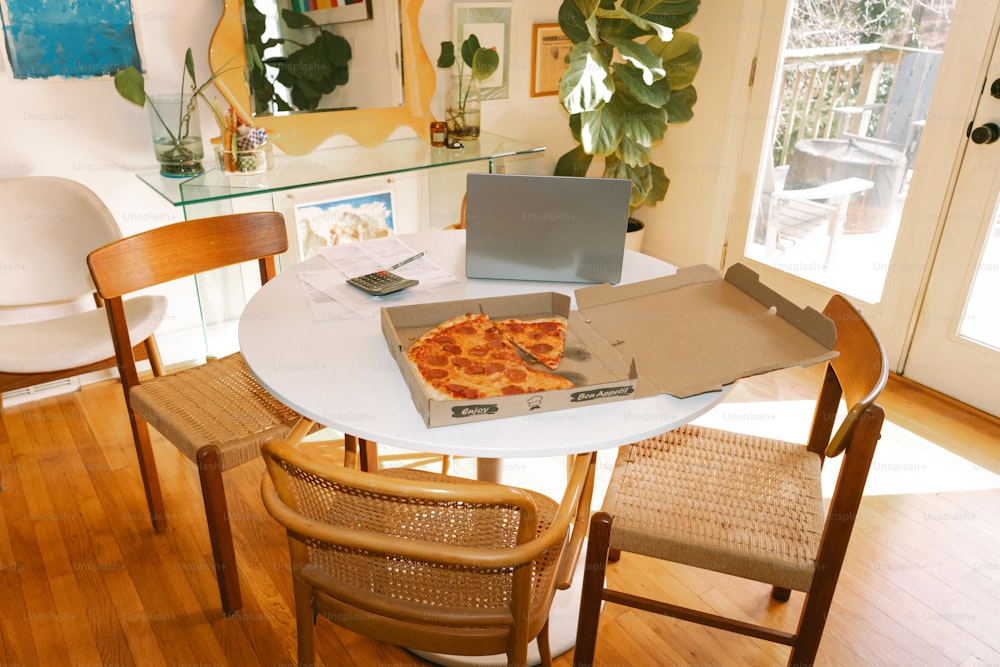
[536,619,553,667]
[129,412,167,533]
[197,445,241,615]
[772,586,792,602]
[358,437,378,472]
[294,577,317,666]
[144,334,165,377]
[573,511,614,667]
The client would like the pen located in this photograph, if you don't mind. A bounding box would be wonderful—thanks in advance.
[389,251,426,271]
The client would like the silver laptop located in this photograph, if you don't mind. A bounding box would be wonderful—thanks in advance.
[464,173,631,284]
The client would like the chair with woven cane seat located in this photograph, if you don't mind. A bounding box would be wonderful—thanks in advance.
[87,212,314,615]
[573,294,888,667]
[261,438,597,667]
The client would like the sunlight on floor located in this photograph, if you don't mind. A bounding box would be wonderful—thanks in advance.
[385,398,1000,507]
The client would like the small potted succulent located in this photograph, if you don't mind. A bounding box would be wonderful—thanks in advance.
[437,34,499,140]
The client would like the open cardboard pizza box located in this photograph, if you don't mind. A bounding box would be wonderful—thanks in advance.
[381,263,838,427]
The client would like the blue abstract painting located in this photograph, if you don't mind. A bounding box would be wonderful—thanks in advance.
[1,0,140,79]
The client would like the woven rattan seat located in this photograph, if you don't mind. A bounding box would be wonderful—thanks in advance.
[262,439,596,667]
[604,424,824,593]
[574,295,888,667]
[87,212,314,615]
[130,352,300,470]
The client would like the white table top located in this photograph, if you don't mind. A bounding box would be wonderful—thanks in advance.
[239,231,726,459]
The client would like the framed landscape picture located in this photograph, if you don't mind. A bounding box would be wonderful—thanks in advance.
[294,188,395,259]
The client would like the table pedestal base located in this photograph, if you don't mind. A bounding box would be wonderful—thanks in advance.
[408,552,585,666]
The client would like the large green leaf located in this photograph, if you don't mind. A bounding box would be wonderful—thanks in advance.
[554,144,594,177]
[613,64,669,107]
[114,66,146,106]
[471,47,499,81]
[560,41,614,114]
[578,101,622,156]
[615,131,653,168]
[604,35,664,84]
[665,85,696,123]
[655,31,701,89]
[644,162,670,206]
[604,155,653,207]
[460,34,482,68]
[558,0,601,43]
[282,8,320,29]
[597,6,674,42]
[617,91,667,147]
[437,41,456,68]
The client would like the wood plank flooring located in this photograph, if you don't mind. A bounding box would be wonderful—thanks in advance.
[1,368,998,666]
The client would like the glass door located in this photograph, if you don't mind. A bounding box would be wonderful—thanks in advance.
[903,53,1000,414]
[727,0,1000,402]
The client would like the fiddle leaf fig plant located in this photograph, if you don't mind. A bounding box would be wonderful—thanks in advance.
[244,0,352,114]
[554,0,702,210]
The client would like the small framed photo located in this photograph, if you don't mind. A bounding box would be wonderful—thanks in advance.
[288,0,373,25]
[455,2,511,100]
[294,188,395,259]
[531,23,573,97]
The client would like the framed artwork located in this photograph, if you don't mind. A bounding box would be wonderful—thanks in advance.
[288,0,373,25]
[0,0,140,79]
[294,188,395,259]
[531,23,572,97]
[454,2,510,100]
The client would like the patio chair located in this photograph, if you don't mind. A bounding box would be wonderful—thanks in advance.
[573,294,888,667]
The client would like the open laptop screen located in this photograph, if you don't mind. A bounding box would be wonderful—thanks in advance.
[464,173,631,284]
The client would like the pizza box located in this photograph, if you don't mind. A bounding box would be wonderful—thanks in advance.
[381,292,639,427]
[572,263,839,398]
[381,263,838,427]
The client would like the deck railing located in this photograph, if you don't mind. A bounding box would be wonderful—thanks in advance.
[773,44,932,166]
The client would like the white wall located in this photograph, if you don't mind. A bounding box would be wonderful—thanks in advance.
[1,0,753,361]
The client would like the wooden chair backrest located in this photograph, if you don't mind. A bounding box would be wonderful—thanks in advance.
[261,439,592,660]
[87,212,288,300]
[807,294,888,459]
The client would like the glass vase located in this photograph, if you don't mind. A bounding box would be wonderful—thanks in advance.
[445,75,481,141]
[147,93,205,177]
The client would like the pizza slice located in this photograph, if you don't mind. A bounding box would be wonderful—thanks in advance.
[493,316,569,369]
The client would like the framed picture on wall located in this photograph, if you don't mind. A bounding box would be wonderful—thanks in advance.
[288,0,373,25]
[531,23,573,97]
[294,188,396,259]
[454,2,511,100]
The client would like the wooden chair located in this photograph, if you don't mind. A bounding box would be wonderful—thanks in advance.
[573,294,888,667]
[261,438,597,667]
[0,177,165,409]
[86,212,314,615]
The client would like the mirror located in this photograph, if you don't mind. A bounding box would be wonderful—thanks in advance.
[209,0,434,154]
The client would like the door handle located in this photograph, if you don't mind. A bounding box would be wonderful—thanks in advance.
[969,122,1000,144]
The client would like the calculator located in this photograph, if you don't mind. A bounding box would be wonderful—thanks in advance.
[346,270,419,296]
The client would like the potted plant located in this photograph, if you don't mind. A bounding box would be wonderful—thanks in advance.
[436,34,499,140]
[243,0,353,115]
[554,0,702,246]
[115,48,230,177]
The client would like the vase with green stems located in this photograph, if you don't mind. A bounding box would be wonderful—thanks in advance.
[437,34,498,141]
[145,93,205,176]
[115,48,231,177]
[446,74,482,140]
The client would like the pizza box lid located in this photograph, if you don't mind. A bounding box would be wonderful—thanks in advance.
[573,263,839,398]
[381,291,638,427]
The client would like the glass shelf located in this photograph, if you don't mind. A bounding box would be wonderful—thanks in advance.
[138,132,545,208]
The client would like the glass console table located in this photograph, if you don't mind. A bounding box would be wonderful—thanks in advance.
[138,132,544,213]
[136,132,545,358]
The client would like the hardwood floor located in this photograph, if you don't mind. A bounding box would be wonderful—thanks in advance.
[1,368,998,666]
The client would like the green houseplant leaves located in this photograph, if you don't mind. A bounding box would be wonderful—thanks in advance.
[555,0,702,209]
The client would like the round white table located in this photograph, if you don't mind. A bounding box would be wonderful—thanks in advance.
[238,230,728,666]
[239,230,726,460]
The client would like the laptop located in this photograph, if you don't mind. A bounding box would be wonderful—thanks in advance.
[464,173,631,284]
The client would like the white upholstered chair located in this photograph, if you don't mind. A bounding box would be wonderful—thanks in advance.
[0,176,165,409]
